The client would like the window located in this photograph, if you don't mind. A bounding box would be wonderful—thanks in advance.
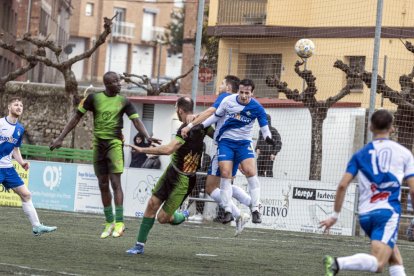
[346,56,366,91]
[113,7,126,35]
[142,104,154,135]
[85,3,94,16]
[142,11,155,41]
[39,8,50,36]
[244,54,282,98]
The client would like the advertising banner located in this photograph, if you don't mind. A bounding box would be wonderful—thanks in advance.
[233,177,357,236]
[29,161,77,211]
[123,168,163,217]
[0,160,30,207]
[74,164,126,214]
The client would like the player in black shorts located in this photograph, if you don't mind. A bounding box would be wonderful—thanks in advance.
[126,96,213,255]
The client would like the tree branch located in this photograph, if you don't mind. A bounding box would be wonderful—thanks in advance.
[0,61,36,84]
[265,75,302,101]
[22,33,62,61]
[158,66,194,94]
[62,15,117,67]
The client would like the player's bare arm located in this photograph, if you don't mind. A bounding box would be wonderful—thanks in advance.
[12,147,29,171]
[131,118,162,145]
[50,113,83,150]
[126,139,182,156]
[319,172,353,232]
[181,106,216,138]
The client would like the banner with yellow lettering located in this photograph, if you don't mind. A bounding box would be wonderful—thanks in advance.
[0,161,30,207]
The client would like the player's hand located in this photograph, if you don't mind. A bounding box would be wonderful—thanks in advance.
[186,114,197,124]
[49,138,63,151]
[270,154,276,161]
[148,137,162,145]
[256,149,260,155]
[265,136,277,146]
[21,162,29,171]
[181,126,191,138]
[319,217,337,233]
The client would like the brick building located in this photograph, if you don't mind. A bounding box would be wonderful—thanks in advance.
[69,0,183,85]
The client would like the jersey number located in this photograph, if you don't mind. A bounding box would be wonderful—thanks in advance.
[369,148,392,175]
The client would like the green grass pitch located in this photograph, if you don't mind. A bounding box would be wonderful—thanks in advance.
[1,206,414,275]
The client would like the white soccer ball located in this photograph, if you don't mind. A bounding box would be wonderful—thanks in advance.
[294,39,315,59]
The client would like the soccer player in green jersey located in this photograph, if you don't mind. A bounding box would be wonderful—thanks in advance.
[50,71,160,238]
[125,96,213,255]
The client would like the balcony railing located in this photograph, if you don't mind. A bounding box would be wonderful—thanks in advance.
[112,21,135,39]
[217,0,267,25]
[142,26,166,42]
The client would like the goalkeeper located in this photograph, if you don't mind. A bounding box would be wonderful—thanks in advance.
[126,96,213,255]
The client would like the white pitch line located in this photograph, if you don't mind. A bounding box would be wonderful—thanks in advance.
[196,254,218,257]
[0,262,81,275]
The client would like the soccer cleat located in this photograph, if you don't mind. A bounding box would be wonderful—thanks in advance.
[126,243,145,255]
[32,224,57,236]
[182,209,190,219]
[235,212,250,237]
[251,210,262,223]
[222,211,233,224]
[100,222,115,239]
[323,255,339,276]
[112,222,125,238]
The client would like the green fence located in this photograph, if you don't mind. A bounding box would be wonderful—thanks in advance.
[20,144,93,163]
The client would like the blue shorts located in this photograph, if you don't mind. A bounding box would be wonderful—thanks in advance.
[0,167,24,190]
[359,209,400,249]
[217,139,255,164]
[208,154,238,177]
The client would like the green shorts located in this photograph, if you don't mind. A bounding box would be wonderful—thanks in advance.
[152,165,196,216]
[93,138,124,176]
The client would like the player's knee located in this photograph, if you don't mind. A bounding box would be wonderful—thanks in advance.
[157,212,170,224]
[220,170,232,179]
[20,191,32,202]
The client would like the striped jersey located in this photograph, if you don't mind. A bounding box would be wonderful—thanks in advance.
[212,92,232,142]
[214,94,268,142]
[346,138,414,215]
[0,117,24,168]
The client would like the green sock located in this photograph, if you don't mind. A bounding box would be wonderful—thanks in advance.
[115,205,123,223]
[104,206,114,223]
[171,211,185,225]
[137,217,155,243]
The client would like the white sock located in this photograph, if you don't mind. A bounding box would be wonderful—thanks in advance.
[337,253,378,272]
[220,178,233,213]
[389,265,406,276]
[230,201,241,219]
[210,188,223,207]
[22,200,40,227]
[232,185,251,207]
[247,176,260,211]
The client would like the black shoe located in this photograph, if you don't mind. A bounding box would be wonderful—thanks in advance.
[251,210,262,223]
[222,211,233,224]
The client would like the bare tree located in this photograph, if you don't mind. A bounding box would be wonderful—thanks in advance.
[266,60,359,180]
[0,15,117,104]
[360,41,414,150]
[0,34,45,93]
[122,66,194,96]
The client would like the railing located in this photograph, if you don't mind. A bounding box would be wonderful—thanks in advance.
[217,0,267,25]
[20,144,93,163]
[112,21,135,39]
[142,26,166,42]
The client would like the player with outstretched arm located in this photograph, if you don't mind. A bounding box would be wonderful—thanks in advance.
[320,109,414,276]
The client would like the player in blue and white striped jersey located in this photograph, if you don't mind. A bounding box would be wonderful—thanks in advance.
[320,109,414,276]
[196,79,277,224]
[0,97,57,236]
[182,76,252,234]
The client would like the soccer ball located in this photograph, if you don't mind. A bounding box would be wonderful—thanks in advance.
[294,39,315,59]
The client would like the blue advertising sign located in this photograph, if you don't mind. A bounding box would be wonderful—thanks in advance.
[29,161,77,211]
